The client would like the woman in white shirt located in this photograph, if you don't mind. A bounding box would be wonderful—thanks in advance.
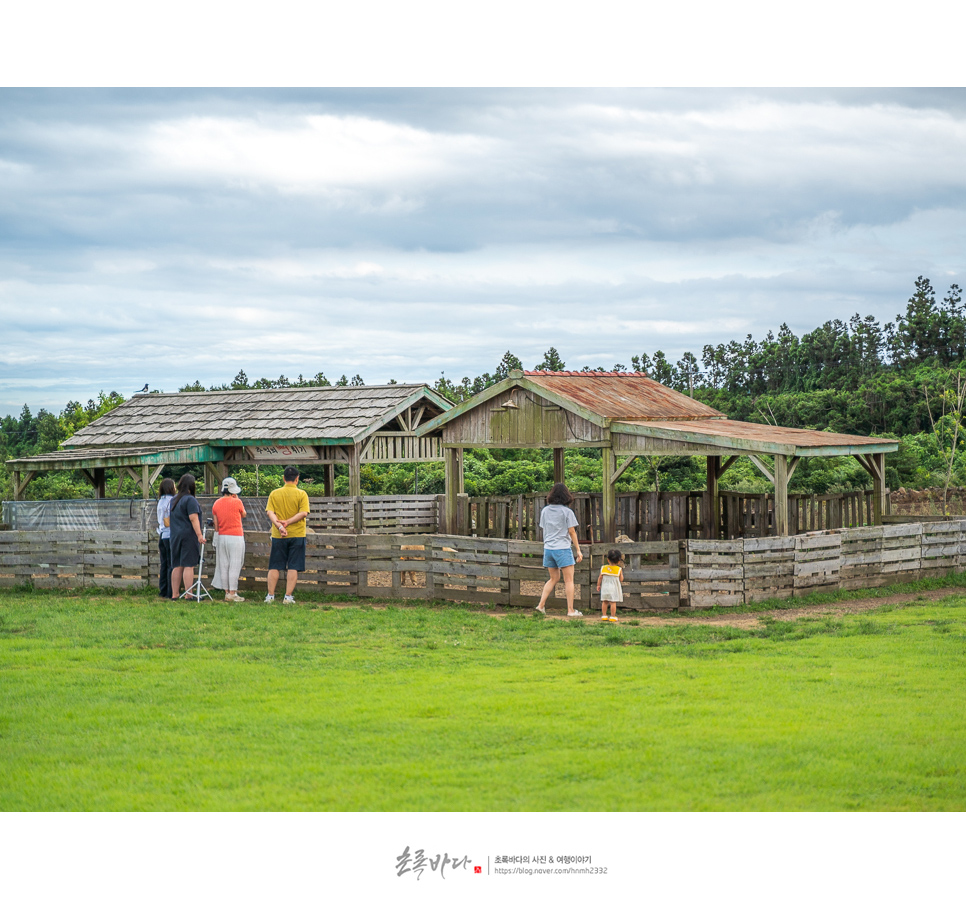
[156,477,176,598]
[535,483,584,617]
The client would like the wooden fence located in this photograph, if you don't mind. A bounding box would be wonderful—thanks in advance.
[3,489,885,542]
[686,521,966,607]
[467,489,886,541]
[6,520,961,611]
[0,529,679,610]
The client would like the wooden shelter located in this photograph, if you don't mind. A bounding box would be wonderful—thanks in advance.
[6,385,452,500]
[415,370,899,540]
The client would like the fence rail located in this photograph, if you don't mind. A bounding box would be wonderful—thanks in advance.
[6,520,962,610]
[2,489,886,542]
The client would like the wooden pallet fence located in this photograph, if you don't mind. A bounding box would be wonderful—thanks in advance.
[0,529,150,588]
[743,536,795,603]
[687,539,744,607]
[919,520,962,576]
[0,530,86,587]
[793,531,842,595]
[505,539,592,609]
[356,534,432,599]
[429,535,509,604]
[224,532,359,595]
[880,523,922,582]
[84,531,150,588]
[360,496,439,534]
[302,534,359,594]
[840,527,887,589]
[591,541,681,611]
[307,498,357,532]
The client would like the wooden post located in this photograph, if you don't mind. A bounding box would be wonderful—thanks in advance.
[141,463,150,500]
[870,453,886,525]
[774,454,789,537]
[348,444,362,498]
[13,470,22,500]
[444,447,460,534]
[602,443,617,543]
[457,447,465,493]
[706,456,721,540]
[203,463,215,495]
[93,468,106,499]
[324,464,335,497]
[553,447,565,484]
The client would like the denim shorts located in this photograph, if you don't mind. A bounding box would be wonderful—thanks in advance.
[543,547,576,569]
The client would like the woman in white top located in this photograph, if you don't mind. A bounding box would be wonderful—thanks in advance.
[535,482,584,616]
[156,477,176,598]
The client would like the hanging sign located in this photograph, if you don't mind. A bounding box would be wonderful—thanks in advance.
[249,445,320,461]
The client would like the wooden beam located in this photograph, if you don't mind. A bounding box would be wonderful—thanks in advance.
[610,454,636,485]
[13,470,36,500]
[324,464,335,497]
[141,463,150,501]
[706,456,722,539]
[719,455,739,476]
[601,443,617,543]
[444,447,460,534]
[93,468,106,499]
[203,462,218,495]
[854,453,877,479]
[114,468,132,497]
[348,443,362,498]
[750,454,775,484]
[553,447,565,484]
[774,454,789,537]
[867,453,886,525]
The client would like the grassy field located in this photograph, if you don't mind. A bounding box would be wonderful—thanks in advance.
[2,586,965,810]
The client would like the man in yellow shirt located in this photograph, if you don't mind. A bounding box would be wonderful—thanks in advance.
[265,466,310,604]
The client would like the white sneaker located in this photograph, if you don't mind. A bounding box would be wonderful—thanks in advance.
[264,594,274,603]
[283,595,296,604]
[567,610,583,617]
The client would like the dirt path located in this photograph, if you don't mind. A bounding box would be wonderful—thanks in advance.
[530,586,965,629]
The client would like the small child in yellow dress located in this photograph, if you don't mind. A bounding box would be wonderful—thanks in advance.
[596,549,624,623]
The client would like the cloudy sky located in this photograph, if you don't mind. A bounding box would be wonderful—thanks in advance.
[2,87,965,417]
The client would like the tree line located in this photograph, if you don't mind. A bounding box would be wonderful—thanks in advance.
[2,276,964,500]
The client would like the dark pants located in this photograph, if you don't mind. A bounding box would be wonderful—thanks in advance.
[158,536,172,598]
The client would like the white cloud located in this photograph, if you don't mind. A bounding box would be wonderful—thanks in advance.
[1,89,966,416]
[142,113,497,196]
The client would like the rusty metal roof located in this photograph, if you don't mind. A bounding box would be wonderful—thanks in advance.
[524,371,725,422]
[613,418,897,456]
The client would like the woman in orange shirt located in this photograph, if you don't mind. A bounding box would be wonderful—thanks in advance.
[212,476,248,601]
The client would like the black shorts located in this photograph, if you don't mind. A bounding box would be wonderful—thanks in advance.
[170,530,201,568]
[269,537,306,572]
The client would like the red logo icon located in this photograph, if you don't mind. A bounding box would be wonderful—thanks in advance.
[474,866,482,874]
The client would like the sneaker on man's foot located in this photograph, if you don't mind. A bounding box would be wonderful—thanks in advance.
[264,594,274,603]
[283,595,296,604]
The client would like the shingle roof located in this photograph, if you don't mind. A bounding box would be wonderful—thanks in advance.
[63,385,451,448]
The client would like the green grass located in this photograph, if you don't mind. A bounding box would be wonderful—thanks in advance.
[2,588,965,810]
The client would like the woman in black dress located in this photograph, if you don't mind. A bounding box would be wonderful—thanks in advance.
[168,474,206,599]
